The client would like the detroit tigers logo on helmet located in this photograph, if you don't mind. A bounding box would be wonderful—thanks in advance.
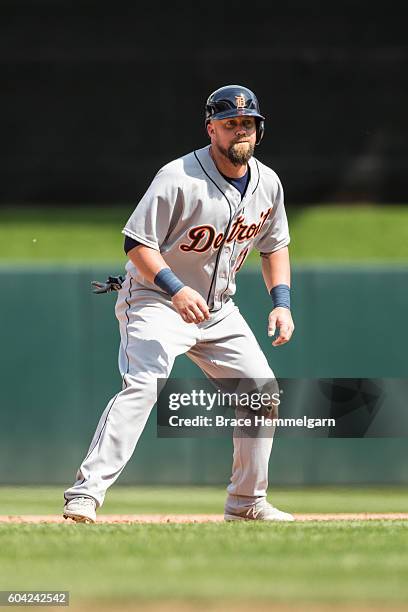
[235,94,246,108]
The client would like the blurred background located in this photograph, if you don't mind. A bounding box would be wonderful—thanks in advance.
[1,0,407,487]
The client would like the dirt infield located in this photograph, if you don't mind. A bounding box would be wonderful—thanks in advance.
[1,513,408,524]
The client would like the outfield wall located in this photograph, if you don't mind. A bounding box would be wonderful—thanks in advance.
[1,266,407,486]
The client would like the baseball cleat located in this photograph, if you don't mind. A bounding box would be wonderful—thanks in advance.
[63,496,97,523]
[224,499,295,522]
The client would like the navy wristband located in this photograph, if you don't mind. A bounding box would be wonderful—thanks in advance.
[270,284,291,310]
[154,268,185,297]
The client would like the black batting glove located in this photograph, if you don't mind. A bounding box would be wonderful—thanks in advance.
[91,275,125,294]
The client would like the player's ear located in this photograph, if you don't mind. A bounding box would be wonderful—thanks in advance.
[206,120,215,139]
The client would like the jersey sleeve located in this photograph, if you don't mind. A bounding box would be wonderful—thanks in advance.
[122,168,182,251]
[253,175,290,254]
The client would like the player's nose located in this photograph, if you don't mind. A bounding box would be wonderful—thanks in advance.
[235,125,247,136]
[236,121,251,134]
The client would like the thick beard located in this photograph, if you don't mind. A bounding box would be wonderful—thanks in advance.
[227,141,255,166]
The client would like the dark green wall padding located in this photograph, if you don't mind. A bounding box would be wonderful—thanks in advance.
[1,266,407,486]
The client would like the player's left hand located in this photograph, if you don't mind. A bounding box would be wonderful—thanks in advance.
[268,307,295,347]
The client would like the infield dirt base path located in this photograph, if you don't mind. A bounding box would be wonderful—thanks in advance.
[1,513,408,524]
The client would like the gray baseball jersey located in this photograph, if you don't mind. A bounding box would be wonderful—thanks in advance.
[123,144,290,311]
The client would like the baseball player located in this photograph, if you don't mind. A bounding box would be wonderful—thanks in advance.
[63,84,295,523]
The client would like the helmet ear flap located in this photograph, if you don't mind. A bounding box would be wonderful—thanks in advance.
[205,104,214,119]
[256,119,265,145]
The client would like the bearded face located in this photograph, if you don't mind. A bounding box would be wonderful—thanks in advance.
[208,116,257,167]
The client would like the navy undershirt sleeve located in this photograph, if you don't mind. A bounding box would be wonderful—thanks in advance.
[124,235,141,254]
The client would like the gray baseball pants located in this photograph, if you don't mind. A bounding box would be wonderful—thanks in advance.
[64,280,276,511]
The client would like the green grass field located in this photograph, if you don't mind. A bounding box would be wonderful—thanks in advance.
[1,204,408,264]
[0,485,407,515]
[0,486,407,610]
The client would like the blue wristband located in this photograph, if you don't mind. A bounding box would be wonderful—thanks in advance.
[154,268,185,297]
[270,284,291,310]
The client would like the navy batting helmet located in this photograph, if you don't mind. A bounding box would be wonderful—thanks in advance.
[205,85,265,145]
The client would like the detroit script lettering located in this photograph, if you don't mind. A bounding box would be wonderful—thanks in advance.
[179,208,272,253]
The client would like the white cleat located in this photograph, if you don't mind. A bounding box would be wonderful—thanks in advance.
[63,496,97,524]
[224,499,295,522]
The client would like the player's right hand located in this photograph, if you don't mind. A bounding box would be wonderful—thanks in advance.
[172,287,210,323]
